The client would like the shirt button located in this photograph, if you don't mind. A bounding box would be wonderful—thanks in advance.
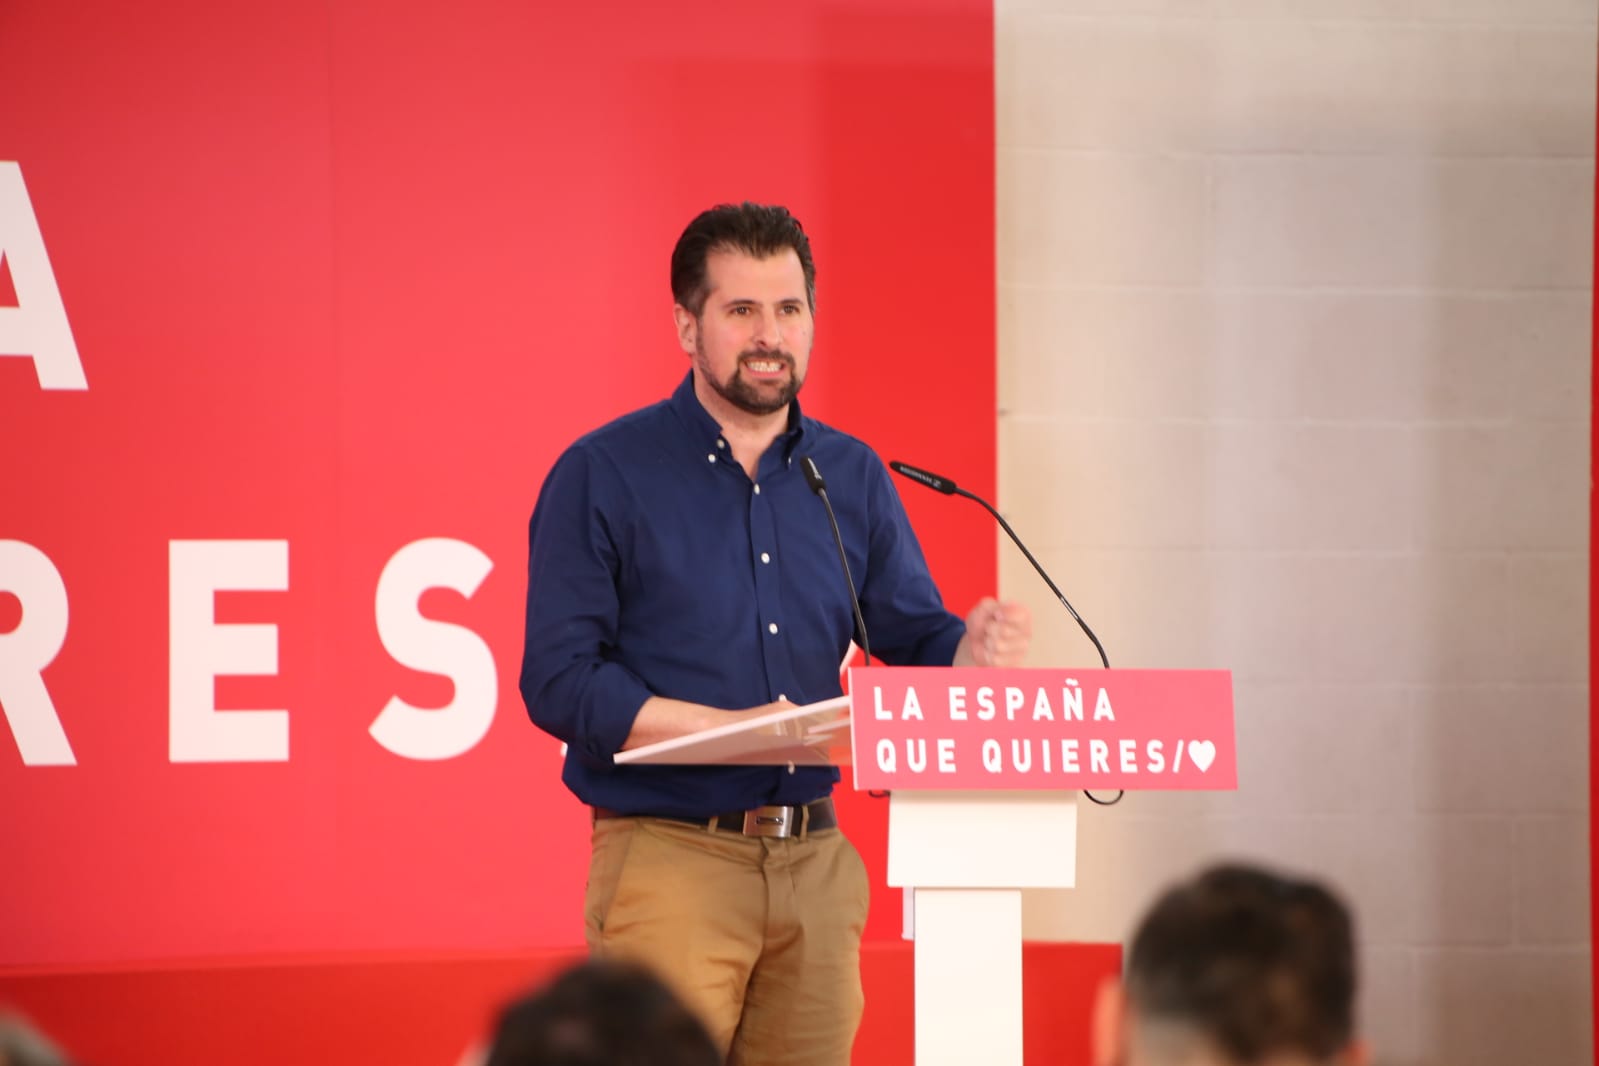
[760,552,771,564]
[716,439,726,450]
[707,454,716,463]
[753,484,761,494]
[768,623,779,635]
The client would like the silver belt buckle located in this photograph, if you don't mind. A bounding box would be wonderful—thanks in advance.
[743,804,794,839]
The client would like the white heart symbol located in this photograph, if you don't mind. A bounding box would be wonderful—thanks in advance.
[1188,740,1216,772]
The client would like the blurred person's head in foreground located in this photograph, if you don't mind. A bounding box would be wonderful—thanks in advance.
[0,1013,71,1066]
[1093,863,1368,1066]
[484,957,719,1066]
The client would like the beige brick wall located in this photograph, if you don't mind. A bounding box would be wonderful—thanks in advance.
[995,4,1596,1064]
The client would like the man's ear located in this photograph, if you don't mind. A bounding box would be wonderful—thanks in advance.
[1091,977,1129,1066]
[672,305,697,357]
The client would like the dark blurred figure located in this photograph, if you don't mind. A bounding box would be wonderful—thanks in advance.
[1093,863,1369,1066]
[0,1013,70,1066]
[485,958,720,1066]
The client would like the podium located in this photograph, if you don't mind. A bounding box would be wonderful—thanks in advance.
[617,666,1236,1066]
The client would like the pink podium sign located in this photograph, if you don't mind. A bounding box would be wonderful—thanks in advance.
[848,667,1236,792]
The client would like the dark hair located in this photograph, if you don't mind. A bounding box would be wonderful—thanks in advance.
[1124,864,1357,1064]
[484,958,720,1066]
[670,202,816,316]
[0,1014,73,1066]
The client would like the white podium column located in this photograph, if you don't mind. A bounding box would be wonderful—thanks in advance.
[887,791,1077,1066]
[912,888,1023,1065]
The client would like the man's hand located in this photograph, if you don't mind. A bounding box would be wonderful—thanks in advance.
[953,597,1033,668]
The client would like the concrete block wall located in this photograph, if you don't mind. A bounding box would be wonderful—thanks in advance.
[994,3,1595,1063]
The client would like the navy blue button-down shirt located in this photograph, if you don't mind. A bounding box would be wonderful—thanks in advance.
[519,372,966,816]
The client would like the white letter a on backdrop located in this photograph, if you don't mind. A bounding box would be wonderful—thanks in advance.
[0,162,85,390]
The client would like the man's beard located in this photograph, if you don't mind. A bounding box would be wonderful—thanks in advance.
[696,342,804,416]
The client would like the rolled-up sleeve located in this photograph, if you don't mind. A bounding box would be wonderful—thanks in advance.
[519,445,654,759]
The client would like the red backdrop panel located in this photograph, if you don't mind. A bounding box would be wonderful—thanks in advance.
[0,0,996,966]
[0,942,1120,1066]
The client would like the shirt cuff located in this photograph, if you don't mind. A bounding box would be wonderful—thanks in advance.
[583,663,656,758]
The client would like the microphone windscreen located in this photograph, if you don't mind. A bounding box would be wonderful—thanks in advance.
[889,460,958,495]
[801,456,827,495]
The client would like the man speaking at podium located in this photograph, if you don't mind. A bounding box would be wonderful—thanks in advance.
[519,202,1031,1066]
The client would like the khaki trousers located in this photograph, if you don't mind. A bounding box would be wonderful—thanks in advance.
[583,814,871,1066]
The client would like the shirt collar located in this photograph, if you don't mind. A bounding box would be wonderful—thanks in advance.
[668,371,809,458]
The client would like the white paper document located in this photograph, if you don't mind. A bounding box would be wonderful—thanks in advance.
[614,694,853,767]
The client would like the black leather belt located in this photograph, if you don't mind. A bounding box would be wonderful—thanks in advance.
[593,798,836,839]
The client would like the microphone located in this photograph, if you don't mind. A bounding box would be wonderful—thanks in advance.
[889,460,1109,670]
[801,456,872,665]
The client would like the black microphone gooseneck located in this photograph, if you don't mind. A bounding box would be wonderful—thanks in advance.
[889,460,1109,670]
[890,459,1120,806]
[800,456,872,665]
